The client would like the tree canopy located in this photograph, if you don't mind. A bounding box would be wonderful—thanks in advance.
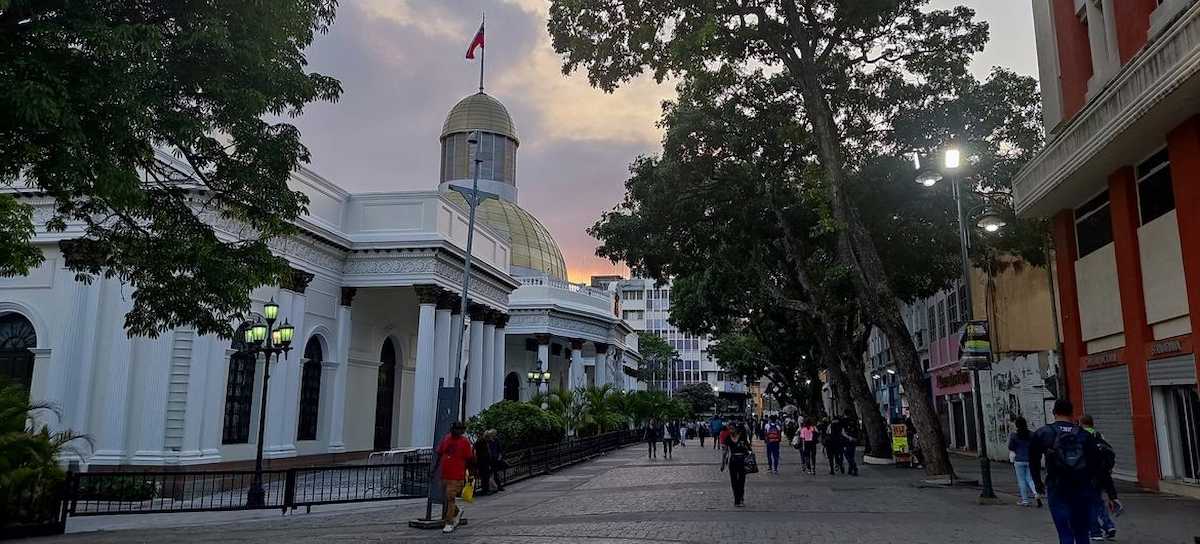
[0,0,341,337]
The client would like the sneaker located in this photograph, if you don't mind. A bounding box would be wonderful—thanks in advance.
[1105,529,1117,539]
[1035,497,1043,508]
[442,521,456,533]
[735,502,745,508]
[454,507,464,527]
[1089,535,1105,541]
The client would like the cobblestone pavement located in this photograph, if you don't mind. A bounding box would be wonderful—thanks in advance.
[32,438,1200,544]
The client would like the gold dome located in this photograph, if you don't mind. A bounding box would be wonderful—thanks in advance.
[441,92,519,143]
[446,192,567,281]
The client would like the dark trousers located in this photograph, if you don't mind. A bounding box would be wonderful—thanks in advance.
[802,441,817,470]
[647,440,657,458]
[1048,485,1095,544]
[728,461,746,504]
[1089,487,1115,536]
[700,435,706,447]
[825,443,843,473]
[765,442,781,472]
[663,439,674,458]
[842,442,858,475]
[477,465,492,494]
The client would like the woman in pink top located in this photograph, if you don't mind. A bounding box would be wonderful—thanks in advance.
[799,418,817,475]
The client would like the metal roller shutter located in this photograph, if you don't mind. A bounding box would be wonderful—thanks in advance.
[1148,355,1196,386]
[1081,366,1137,477]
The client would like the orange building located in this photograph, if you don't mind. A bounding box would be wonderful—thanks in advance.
[1016,0,1200,495]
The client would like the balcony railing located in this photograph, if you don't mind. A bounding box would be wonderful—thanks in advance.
[516,275,614,304]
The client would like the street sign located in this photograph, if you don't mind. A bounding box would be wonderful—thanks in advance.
[958,320,992,369]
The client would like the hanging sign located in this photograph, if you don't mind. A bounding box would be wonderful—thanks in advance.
[958,320,992,370]
[892,424,911,463]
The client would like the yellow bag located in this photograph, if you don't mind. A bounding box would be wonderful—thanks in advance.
[461,478,475,503]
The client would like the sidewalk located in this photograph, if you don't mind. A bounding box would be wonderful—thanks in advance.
[23,439,1200,543]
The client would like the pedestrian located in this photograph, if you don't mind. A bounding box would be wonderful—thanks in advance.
[644,418,662,459]
[677,420,688,447]
[718,422,732,452]
[722,423,753,507]
[699,422,710,447]
[434,421,475,533]
[1080,415,1121,540]
[1008,416,1039,507]
[485,430,507,492]
[800,417,818,474]
[473,429,493,495]
[764,415,783,474]
[1030,399,1119,544]
[822,416,843,475]
[664,420,678,459]
[710,417,724,450]
[840,411,860,476]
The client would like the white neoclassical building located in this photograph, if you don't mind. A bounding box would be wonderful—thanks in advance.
[0,90,638,469]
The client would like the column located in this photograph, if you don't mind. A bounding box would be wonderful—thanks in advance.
[481,315,496,409]
[128,333,174,464]
[1169,116,1200,388]
[466,305,487,417]
[1108,166,1162,489]
[89,294,134,465]
[536,334,551,395]
[569,339,585,390]
[595,343,609,388]
[266,287,306,458]
[328,287,356,452]
[434,294,455,388]
[492,316,508,403]
[410,286,439,447]
[1052,211,1086,412]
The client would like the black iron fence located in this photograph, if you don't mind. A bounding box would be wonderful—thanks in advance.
[53,429,640,520]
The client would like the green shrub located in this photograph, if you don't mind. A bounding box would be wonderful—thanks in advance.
[77,475,158,501]
[468,401,565,451]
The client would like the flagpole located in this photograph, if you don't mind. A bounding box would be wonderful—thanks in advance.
[478,14,485,92]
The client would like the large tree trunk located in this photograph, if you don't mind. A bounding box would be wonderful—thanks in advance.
[840,352,892,459]
[790,58,955,478]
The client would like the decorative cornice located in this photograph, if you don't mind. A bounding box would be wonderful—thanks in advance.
[494,314,509,329]
[281,268,315,294]
[415,284,442,305]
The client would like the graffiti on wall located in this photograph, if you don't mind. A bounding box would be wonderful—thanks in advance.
[977,352,1058,462]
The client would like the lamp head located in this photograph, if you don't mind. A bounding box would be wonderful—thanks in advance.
[277,320,295,347]
[944,148,961,169]
[977,209,1008,233]
[915,170,942,187]
[263,298,279,323]
[250,322,268,346]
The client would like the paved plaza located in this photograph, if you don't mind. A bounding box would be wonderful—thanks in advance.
[33,440,1200,544]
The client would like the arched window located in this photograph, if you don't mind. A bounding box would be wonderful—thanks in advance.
[504,372,520,402]
[0,313,37,391]
[373,338,397,451]
[222,323,256,444]
[297,337,323,441]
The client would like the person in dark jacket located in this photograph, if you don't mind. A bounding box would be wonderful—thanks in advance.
[823,417,844,475]
[484,429,506,492]
[1030,400,1119,544]
[839,412,860,476]
[473,430,493,495]
[1080,415,1121,540]
[723,424,753,507]
[644,418,663,459]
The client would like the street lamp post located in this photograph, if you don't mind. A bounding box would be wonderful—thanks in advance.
[240,298,295,508]
[916,148,999,501]
[449,130,499,422]
[527,360,552,408]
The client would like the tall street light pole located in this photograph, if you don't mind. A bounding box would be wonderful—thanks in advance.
[919,148,998,501]
[241,299,295,507]
[449,129,498,422]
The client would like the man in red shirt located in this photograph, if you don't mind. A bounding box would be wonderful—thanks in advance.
[435,421,475,533]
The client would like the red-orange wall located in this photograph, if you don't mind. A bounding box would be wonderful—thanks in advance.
[1054,0,1095,120]
[1114,0,1158,64]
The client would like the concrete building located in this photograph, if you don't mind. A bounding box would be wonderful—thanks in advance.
[0,88,637,470]
[607,277,747,399]
[1016,0,1200,493]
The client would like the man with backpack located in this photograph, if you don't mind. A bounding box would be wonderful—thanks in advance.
[1029,399,1119,544]
[764,415,784,474]
[1081,414,1121,540]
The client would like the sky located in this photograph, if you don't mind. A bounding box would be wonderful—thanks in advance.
[291,0,1039,283]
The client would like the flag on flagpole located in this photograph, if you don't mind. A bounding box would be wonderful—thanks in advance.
[466,21,485,59]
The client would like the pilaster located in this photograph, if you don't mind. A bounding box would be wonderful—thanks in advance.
[410,285,440,447]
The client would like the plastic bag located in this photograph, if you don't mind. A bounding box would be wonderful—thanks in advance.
[461,478,475,503]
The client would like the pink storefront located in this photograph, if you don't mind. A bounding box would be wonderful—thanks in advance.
[928,323,977,452]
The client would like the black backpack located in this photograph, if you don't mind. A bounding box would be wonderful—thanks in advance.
[1093,433,1117,474]
[1049,424,1089,475]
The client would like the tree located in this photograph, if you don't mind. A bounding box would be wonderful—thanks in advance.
[674,383,717,417]
[636,331,678,391]
[0,1,342,338]
[549,1,1045,476]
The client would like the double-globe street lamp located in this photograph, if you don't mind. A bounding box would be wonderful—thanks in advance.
[914,147,1003,501]
[527,361,552,408]
[238,298,295,507]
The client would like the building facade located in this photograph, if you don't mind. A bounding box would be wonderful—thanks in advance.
[1016,0,1200,493]
[0,89,637,470]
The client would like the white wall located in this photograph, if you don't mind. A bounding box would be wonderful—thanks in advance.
[1076,243,1124,343]
[978,352,1058,462]
[1139,210,1190,332]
